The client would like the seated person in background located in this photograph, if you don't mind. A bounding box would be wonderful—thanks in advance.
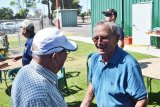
[102,8,124,48]
[13,20,35,66]
[11,28,78,107]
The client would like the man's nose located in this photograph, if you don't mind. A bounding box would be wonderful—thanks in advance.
[98,36,102,42]
[97,37,102,46]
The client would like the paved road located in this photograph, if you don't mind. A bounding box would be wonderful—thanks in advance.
[61,22,92,37]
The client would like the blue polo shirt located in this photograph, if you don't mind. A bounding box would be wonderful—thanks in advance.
[22,33,35,66]
[89,46,147,107]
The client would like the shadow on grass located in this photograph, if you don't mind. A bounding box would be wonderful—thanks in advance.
[139,62,151,69]
[148,91,160,105]
[61,85,83,97]
[65,72,80,79]
[6,84,83,98]
[67,101,97,107]
[6,71,81,96]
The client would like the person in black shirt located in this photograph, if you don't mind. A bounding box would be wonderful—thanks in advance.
[102,9,124,48]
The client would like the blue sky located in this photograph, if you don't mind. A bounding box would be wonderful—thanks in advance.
[0,0,91,15]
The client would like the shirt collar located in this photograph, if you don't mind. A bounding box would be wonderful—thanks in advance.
[109,46,122,64]
[29,32,35,38]
[29,60,58,84]
[98,46,122,65]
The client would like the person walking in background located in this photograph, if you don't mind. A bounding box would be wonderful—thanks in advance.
[11,28,78,107]
[80,21,148,107]
[102,9,124,48]
[13,20,35,66]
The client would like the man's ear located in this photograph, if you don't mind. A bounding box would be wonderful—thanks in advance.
[51,53,58,67]
[22,28,27,34]
[111,15,116,21]
[51,53,57,61]
[111,15,115,19]
[51,53,56,58]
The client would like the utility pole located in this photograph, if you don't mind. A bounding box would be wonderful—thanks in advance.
[86,0,89,22]
[56,0,60,29]
[47,0,52,25]
[62,0,64,9]
[41,0,51,25]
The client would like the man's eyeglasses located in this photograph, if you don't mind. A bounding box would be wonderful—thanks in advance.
[92,36,109,42]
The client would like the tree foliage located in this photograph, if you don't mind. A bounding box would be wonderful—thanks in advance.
[10,0,38,18]
[0,7,14,20]
[10,0,37,9]
[50,0,82,15]
[80,12,85,22]
[14,9,29,19]
[87,9,91,16]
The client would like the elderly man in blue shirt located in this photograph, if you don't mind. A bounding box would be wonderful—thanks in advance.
[80,21,148,107]
[11,28,78,107]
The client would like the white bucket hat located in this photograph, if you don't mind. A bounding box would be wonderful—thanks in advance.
[32,28,78,55]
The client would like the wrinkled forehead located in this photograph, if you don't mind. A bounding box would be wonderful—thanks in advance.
[94,24,112,35]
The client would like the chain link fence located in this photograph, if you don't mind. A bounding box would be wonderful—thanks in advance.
[0,17,51,33]
[0,18,51,57]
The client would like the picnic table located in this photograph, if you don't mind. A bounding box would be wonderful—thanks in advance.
[139,58,160,92]
[0,58,22,93]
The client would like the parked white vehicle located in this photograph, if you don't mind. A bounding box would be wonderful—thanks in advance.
[1,22,18,34]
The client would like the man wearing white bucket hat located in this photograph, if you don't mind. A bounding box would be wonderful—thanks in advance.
[11,28,78,107]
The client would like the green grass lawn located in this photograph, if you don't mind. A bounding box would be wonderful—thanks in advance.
[0,37,160,107]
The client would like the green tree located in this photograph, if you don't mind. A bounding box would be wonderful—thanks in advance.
[87,9,91,16]
[50,0,82,15]
[80,12,85,22]
[0,7,14,20]
[10,0,37,9]
[71,0,82,15]
[14,9,29,19]
[10,0,38,18]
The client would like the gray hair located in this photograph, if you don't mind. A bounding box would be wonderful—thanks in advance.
[95,20,119,37]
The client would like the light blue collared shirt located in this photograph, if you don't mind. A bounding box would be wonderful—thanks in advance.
[89,46,147,107]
